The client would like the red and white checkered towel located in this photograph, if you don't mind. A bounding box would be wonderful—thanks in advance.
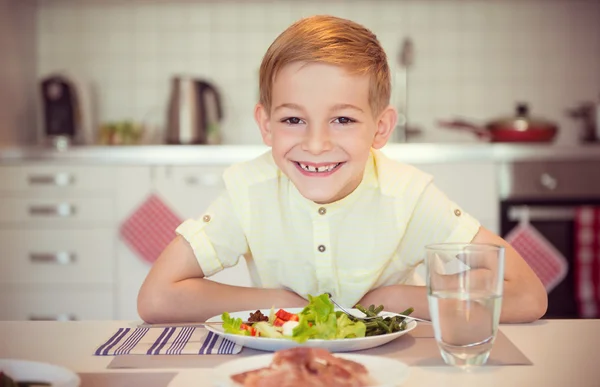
[119,193,183,264]
[575,207,600,318]
[505,217,568,294]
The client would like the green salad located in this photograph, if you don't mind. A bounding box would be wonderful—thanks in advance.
[220,293,412,343]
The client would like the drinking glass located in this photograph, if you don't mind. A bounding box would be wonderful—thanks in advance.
[425,243,505,367]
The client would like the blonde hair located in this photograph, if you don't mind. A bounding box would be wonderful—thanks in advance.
[258,15,391,116]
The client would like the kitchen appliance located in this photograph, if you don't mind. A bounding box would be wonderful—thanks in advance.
[39,73,93,148]
[438,103,558,143]
[166,77,223,145]
[499,159,600,318]
[567,95,600,143]
[392,37,422,143]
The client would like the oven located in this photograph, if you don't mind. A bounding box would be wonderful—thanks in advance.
[498,158,600,319]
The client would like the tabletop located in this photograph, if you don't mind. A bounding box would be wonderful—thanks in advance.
[1,319,599,387]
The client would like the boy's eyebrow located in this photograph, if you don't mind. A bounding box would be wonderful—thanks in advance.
[273,103,364,113]
[330,103,364,113]
[273,103,305,112]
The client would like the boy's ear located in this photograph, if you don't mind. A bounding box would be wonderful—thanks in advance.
[372,105,398,149]
[254,103,272,146]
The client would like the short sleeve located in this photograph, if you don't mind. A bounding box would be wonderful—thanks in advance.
[398,181,481,285]
[175,190,248,277]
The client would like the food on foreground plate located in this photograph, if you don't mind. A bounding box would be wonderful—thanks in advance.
[0,372,50,387]
[221,293,414,343]
[230,347,373,387]
[0,372,16,387]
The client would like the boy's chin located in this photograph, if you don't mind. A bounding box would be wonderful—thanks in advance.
[297,187,341,204]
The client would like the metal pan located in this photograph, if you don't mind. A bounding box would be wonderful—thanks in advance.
[438,103,558,143]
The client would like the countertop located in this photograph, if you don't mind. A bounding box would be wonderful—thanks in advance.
[0,143,599,165]
[0,319,599,386]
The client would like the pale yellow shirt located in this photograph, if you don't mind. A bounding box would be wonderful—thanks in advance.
[176,149,480,307]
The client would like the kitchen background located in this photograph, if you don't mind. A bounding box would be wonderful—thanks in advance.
[1,0,599,146]
[0,0,599,322]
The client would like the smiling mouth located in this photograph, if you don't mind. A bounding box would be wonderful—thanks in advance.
[294,161,344,174]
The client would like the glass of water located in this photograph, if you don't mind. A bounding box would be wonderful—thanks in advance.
[425,243,505,367]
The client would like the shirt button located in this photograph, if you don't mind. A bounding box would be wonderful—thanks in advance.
[318,207,327,215]
[454,209,462,217]
[318,245,326,252]
[202,215,211,222]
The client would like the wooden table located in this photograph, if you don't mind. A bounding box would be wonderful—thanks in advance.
[1,319,599,386]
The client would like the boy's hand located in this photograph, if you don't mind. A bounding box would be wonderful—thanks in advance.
[356,285,430,320]
[356,288,382,310]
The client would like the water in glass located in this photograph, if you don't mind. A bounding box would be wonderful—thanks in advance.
[425,243,504,368]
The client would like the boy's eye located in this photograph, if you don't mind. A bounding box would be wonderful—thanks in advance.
[282,117,303,125]
[334,117,355,125]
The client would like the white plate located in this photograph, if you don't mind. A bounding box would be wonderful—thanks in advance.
[211,353,409,387]
[205,307,417,353]
[0,359,80,387]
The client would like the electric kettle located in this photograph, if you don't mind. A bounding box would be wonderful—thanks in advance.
[166,77,223,145]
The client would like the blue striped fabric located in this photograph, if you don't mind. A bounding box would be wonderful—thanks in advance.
[94,327,242,355]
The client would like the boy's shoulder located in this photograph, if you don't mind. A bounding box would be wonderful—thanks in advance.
[222,149,279,187]
[371,149,433,198]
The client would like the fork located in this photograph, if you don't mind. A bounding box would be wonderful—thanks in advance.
[325,293,431,324]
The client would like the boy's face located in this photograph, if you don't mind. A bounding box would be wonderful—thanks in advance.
[255,62,396,204]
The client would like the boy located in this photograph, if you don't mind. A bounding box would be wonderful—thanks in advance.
[138,15,547,324]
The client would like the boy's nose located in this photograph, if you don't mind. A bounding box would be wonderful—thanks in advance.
[302,126,333,154]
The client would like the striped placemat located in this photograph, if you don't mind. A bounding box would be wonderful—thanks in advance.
[94,327,242,355]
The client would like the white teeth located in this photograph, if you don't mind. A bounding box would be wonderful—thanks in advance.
[298,162,340,173]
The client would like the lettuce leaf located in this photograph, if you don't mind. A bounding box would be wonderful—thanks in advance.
[252,321,284,338]
[291,312,338,343]
[290,293,366,342]
[268,306,277,325]
[336,313,366,339]
[221,312,251,336]
[299,293,334,323]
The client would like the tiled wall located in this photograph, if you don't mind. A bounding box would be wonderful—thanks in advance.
[32,0,600,145]
[0,0,37,145]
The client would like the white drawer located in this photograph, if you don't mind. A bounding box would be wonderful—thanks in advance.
[0,229,114,284]
[155,165,227,219]
[0,285,114,321]
[0,165,115,196]
[0,198,114,225]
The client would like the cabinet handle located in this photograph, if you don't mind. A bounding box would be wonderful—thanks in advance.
[539,173,558,191]
[29,203,76,217]
[185,174,221,186]
[29,252,76,265]
[29,313,77,321]
[28,172,75,186]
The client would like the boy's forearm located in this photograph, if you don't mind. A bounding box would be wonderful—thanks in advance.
[498,278,547,323]
[358,285,431,320]
[360,279,546,324]
[138,278,307,323]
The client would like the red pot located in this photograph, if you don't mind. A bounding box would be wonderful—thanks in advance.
[438,103,558,143]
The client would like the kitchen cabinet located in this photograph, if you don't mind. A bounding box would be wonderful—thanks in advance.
[0,284,113,321]
[114,165,251,321]
[0,164,117,321]
[0,229,114,284]
[114,166,153,321]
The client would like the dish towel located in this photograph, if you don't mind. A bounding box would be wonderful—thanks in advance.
[575,206,600,318]
[504,210,568,293]
[119,193,183,264]
[94,327,242,356]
